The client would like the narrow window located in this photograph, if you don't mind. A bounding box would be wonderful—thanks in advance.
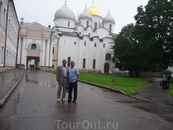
[52,46,54,54]
[3,9,6,28]
[94,43,97,47]
[0,2,2,24]
[109,24,112,33]
[67,57,71,67]
[74,42,76,45]
[93,59,96,69]
[84,41,86,46]
[68,21,70,27]
[83,58,86,68]
[86,21,89,28]
[94,22,97,30]
[103,44,105,48]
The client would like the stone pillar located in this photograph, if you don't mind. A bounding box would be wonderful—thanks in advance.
[50,42,53,67]
[17,37,21,64]
[41,40,45,66]
[46,40,50,66]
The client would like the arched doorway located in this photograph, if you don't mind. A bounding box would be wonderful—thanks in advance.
[26,43,40,70]
[104,63,109,74]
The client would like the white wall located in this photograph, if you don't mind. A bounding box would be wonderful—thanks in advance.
[54,19,75,28]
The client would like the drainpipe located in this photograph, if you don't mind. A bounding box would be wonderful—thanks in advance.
[3,0,12,67]
[15,26,21,68]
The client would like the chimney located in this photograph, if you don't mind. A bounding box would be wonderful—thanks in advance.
[21,18,24,25]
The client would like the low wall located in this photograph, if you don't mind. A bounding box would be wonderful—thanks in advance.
[79,69,101,74]
[16,64,25,69]
[139,71,162,77]
[39,66,53,71]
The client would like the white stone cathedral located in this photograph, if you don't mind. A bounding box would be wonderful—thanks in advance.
[53,1,116,74]
[0,0,116,74]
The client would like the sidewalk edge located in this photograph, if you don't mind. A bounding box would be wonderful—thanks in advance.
[0,70,27,107]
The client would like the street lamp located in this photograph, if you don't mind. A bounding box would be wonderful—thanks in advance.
[49,29,55,71]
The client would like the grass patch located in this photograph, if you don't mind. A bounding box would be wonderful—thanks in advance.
[168,79,173,97]
[49,71,56,74]
[79,73,149,95]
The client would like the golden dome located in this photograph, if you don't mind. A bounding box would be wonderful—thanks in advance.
[87,2,101,17]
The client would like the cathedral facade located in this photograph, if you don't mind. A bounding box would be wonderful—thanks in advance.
[9,1,116,74]
[52,1,116,73]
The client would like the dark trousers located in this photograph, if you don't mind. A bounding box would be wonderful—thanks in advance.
[163,81,168,89]
[68,81,78,101]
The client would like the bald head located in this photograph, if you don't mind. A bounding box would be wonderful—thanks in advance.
[70,61,75,67]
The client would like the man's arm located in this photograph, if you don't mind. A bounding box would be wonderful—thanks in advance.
[76,74,79,81]
[56,66,60,82]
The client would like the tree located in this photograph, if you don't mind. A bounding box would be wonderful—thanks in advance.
[134,0,173,69]
[113,24,145,77]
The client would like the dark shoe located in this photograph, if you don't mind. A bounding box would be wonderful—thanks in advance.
[68,100,71,103]
[72,100,76,103]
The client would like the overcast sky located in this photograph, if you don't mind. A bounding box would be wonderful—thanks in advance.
[14,0,149,34]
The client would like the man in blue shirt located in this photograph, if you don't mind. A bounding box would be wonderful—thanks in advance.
[68,61,79,103]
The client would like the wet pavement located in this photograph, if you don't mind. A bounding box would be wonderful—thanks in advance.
[136,77,173,106]
[0,70,173,130]
[0,69,26,99]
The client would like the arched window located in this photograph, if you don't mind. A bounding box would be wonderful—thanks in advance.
[83,58,86,68]
[67,57,71,67]
[109,24,112,33]
[68,21,70,27]
[84,41,86,46]
[105,53,111,61]
[93,59,96,69]
[94,22,97,30]
[86,21,89,28]
[103,43,105,48]
[0,2,2,23]
[31,44,37,50]
[94,43,97,47]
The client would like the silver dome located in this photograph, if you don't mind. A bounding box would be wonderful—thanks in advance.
[103,11,115,23]
[54,2,75,21]
[79,7,92,20]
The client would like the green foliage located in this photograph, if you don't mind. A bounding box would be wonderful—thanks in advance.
[113,24,147,77]
[79,73,149,95]
[134,0,173,69]
[168,79,173,97]
[113,0,173,74]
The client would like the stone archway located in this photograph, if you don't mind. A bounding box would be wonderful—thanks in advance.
[104,63,109,74]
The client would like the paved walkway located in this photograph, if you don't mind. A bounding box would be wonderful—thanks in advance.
[0,71,173,130]
[0,69,172,107]
[136,77,173,107]
[0,69,26,106]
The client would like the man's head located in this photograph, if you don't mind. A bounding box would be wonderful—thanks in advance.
[62,59,67,66]
[70,61,75,67]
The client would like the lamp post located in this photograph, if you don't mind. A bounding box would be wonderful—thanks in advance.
[49,29,55,71]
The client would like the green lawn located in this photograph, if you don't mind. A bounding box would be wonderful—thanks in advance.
[168,79,173,97]
[79,73,149,95]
